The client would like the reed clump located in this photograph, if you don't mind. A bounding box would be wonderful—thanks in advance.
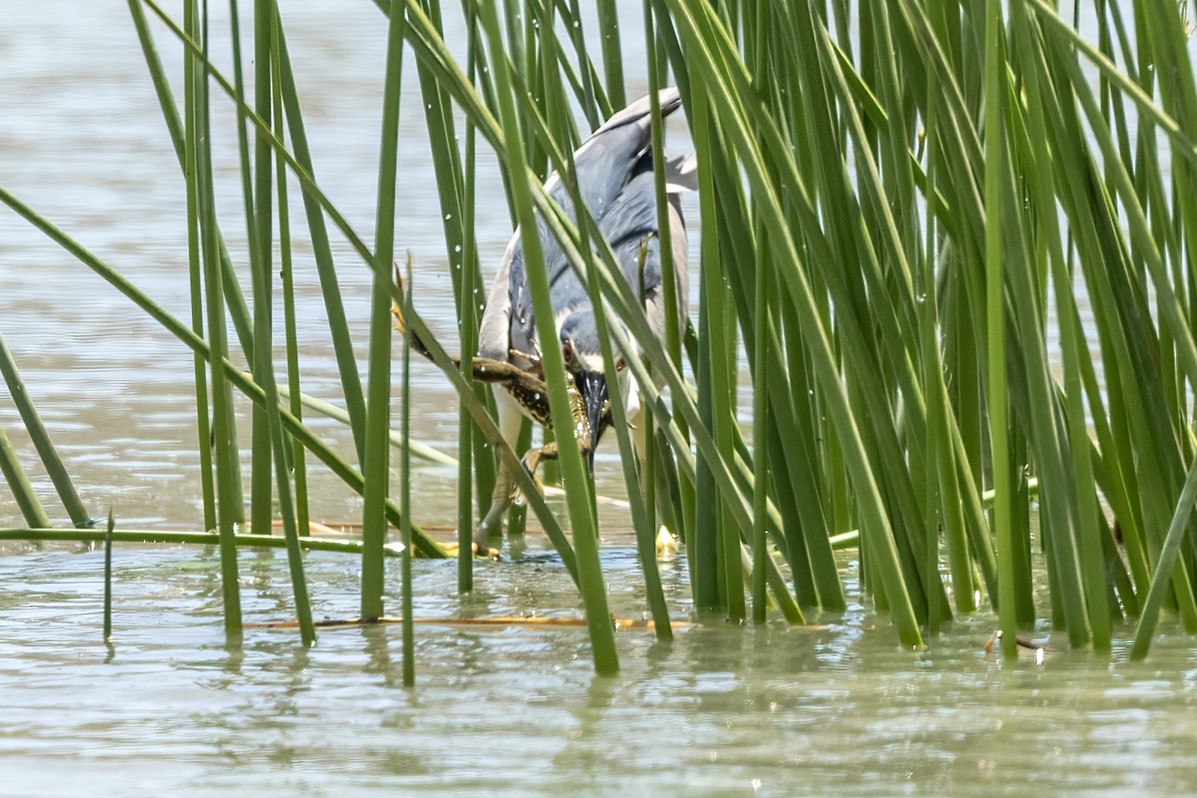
[2,1,1197,671]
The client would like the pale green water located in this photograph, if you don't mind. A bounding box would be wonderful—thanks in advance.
[4,2,1197,795]
[2,540,1197,796]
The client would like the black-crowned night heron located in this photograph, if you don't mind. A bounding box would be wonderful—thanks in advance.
[475,87,694,550]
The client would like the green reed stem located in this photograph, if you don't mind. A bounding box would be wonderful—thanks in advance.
[102,509,115,643]
[0,527,417,557]
[226,0,274,542]
[1132,450,1197,659]
[0,331,91,527]
[190,0,243,638]
[984,0,1015,660]
[360,0,407,622]
[161,0,217,536]
[404,0,484,589]
[457,2,480,592]
[595,0,625,109]
[400,257,416,686]
[689,87,719,611]
[751,232,769,625]
[0,420,51,530]
[272,13,310,538]
[478,0,617,674]
[248,0,315,646]
[644,1,689,551]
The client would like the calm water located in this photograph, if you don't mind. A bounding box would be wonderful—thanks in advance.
[3,2,1197,796]
[3,541,1197,797]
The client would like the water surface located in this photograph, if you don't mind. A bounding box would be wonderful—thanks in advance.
[2,542,1197,797]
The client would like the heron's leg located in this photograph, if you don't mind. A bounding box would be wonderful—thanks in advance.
[475,392,524,551]
[479,434,581,542]
[516,433,602,489]
[488,441,561,512]
[522,443,553,474]
[476,480,510,552]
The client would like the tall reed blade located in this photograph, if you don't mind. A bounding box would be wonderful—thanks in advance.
[983,0,1016,660]
[361,1,409,621]
[272,9,311,540]
[477,0,619,674]
[187,0,242,637]
[407,0,486,590]
[401,256,417,685]
[0,420,52,530]
[0,331,91,527]
[104,508,115,643]
[226,0,275,542]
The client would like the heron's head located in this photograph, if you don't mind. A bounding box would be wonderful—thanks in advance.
[559,317,611,471]
[573,368,609,471]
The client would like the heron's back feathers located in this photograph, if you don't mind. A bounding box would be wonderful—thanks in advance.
[480,87,691,386]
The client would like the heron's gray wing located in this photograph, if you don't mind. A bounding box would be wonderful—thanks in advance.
[504,89,685,359]
[506,166,691,364]
[553,87,682,220]
[506,168,658,365]
[538,169,690,365]
[596,171,689,340]
[590,86,681,137]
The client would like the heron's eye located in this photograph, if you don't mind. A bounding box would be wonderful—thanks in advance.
[561,340,575,367]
